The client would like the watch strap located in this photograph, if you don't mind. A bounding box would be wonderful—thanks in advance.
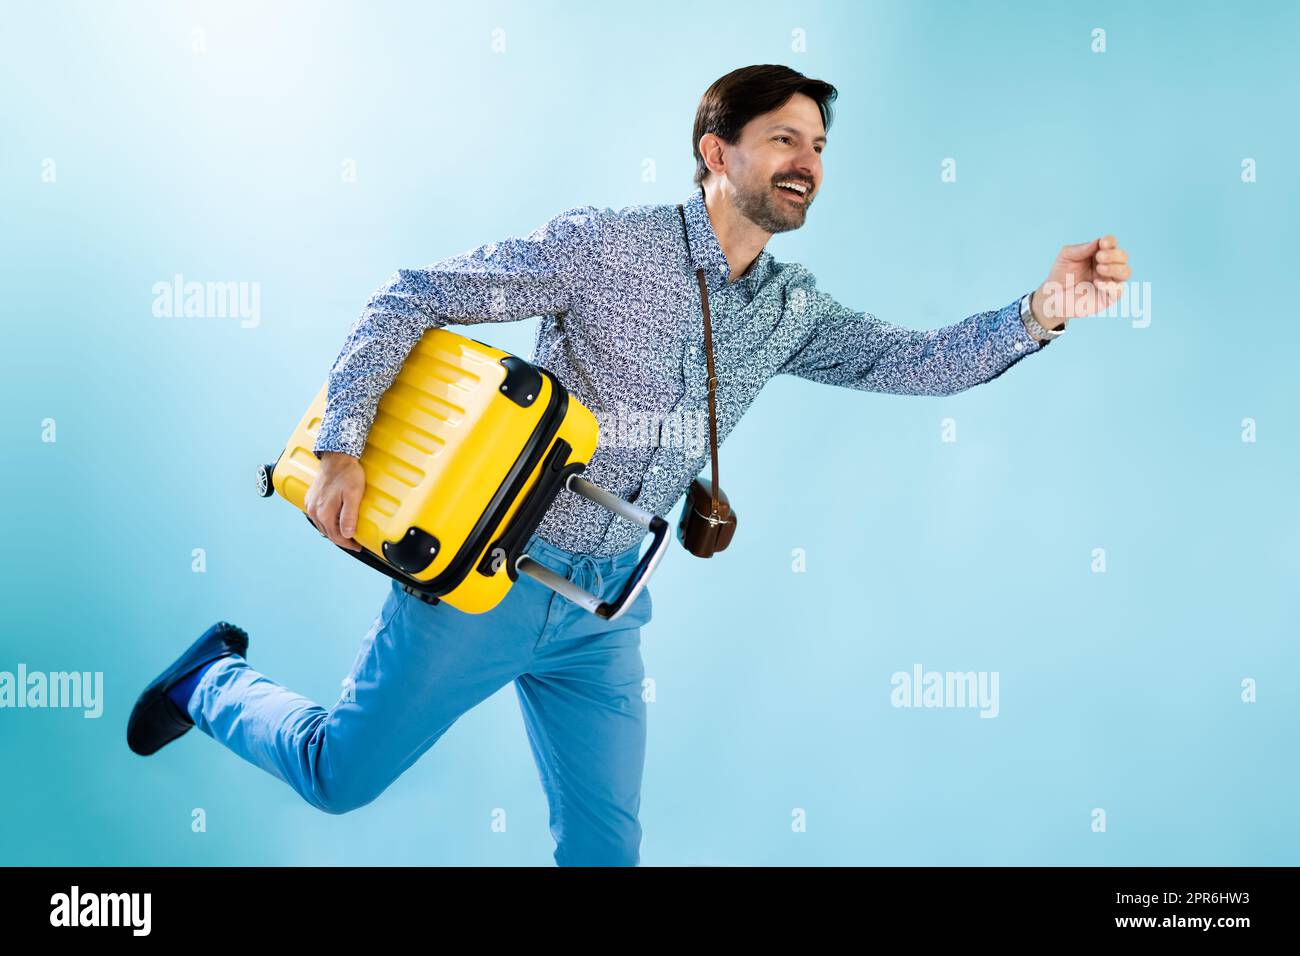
[1021,292,1065,344]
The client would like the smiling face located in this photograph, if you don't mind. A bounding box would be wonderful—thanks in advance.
[723,92,826,234]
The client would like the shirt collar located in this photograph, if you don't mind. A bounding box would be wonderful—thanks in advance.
[679,185,731,280]
[678,185,772,286]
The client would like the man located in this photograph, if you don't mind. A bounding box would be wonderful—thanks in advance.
[128,64,1132,866]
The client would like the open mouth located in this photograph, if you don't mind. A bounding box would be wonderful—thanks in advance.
[774,181,810,204]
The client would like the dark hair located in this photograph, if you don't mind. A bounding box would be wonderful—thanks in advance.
[692,65,838,186]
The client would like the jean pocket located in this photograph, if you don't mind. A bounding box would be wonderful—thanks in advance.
[607,574,652,626]
[379,580,419,627]
[635,585,653,624]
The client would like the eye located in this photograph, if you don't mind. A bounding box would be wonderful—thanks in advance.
[775,135,792,144]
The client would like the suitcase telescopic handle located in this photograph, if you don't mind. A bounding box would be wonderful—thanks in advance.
[514,475,669,622]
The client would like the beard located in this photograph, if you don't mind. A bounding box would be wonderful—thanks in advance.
[732,175,811,234]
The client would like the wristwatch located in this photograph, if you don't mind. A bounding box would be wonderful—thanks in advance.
[1020,292,1065,345]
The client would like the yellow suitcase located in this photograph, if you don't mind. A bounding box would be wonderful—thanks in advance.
[256,328,668,621]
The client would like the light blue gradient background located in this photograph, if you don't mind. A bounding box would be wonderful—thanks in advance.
[2,0,1296,866]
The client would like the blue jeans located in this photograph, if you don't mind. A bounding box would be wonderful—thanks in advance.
[185,531,653,866]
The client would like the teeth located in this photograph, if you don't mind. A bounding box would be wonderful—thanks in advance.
[776,181,808,195]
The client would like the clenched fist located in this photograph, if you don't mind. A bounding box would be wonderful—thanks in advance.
[1031,234,1132,329]
[305,451,366,552]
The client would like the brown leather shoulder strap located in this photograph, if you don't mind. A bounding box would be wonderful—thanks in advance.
[677,204,721,517]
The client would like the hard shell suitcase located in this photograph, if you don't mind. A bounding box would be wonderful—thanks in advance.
[256,328,669,621]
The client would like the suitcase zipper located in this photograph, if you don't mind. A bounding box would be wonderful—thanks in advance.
[474,437,585,580]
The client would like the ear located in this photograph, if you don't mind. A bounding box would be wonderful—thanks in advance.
[699,132,727,180]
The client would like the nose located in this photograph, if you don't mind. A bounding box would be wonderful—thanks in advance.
[791,153,819,190]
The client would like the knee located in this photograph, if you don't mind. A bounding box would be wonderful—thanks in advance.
[310,775,384,816]
[296,709,395,815]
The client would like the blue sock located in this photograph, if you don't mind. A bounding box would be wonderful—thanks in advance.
[167,659,217,714]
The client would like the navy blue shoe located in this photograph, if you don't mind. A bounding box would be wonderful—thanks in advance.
[127,621,249,756]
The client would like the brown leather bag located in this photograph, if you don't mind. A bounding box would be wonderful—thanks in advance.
[675,203,737,558]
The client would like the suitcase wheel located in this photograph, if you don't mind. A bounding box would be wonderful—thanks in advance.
[256,463,276,498]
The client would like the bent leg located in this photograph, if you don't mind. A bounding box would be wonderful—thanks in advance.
[188,581,544,814]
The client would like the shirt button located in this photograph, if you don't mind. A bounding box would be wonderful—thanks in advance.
[1014,340,1025,352]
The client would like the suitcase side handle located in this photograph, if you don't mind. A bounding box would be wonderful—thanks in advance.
[514,475,669,623]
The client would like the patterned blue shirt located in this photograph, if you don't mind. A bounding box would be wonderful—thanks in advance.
[315,185,1046,557]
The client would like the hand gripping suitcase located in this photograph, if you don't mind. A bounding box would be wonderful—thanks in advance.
[255,328,669,621]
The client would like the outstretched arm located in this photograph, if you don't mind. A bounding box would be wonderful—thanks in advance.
[778,235,1132,395]
[777,278,1044,396]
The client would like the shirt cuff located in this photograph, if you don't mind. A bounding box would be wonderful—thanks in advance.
[1011,291,1050,352]
[312,413,367,459]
